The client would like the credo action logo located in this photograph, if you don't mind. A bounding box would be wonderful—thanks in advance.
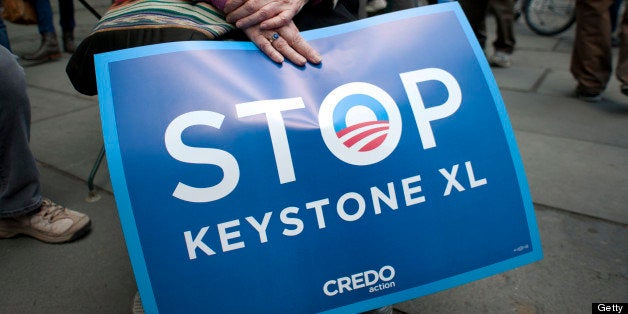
[323,265,396,296]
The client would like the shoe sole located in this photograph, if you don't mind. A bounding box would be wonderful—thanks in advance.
[490,62,512,68]
[0,229,18,238]
[0,217,91,243]
[21,53,62,62]
[489,59,512,68]
[576,94,602,103]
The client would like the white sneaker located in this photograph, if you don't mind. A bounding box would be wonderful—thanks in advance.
[0,198,91,243]
[488,51,512,68]
[366,0,387,12]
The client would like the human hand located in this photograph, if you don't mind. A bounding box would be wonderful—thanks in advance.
[243,21,322,66]
[224,0,307,30]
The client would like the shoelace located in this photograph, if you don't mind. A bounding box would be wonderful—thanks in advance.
[40,199,67,222]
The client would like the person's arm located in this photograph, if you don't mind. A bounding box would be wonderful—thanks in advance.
[207,0,228,10]
[221,0,341,29]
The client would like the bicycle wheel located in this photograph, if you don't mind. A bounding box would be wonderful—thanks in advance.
[524,0,576,36]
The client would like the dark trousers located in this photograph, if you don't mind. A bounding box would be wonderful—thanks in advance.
[571,0,628,93]
[458,0,516,53]
[59,0,76,33]
[0,46,42,218]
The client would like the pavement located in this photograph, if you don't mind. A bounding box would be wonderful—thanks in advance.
[1,1,627,313]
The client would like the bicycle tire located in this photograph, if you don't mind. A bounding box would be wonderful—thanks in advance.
[524,0,576,36]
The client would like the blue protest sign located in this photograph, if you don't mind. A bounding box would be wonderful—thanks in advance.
[95,3,542,313]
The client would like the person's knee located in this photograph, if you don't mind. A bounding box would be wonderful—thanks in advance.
[0,46,25,83]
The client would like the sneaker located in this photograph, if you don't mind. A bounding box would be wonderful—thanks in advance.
[488,51,512,68]
[0,198,91,243]
[366,0,387,13]
[575,88,602,103]
[621,84,628,96]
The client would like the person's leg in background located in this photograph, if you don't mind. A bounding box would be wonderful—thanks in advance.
[616,5,628,95]
[488,0,515,67]
[609,0,623,46]
[570,0,613,102]
[21,0,62,62]
[0,16,11,52]
[58,0,76,52]
[458,0,490,50]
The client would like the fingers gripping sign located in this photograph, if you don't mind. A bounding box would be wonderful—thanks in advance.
[245,22,322,66]
[252,31,285,64]
[270,31,307,66]
[273,23,323,65]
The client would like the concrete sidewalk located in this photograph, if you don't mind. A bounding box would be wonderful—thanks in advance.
[1,2,626,313]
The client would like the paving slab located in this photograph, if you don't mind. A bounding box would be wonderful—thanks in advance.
[30,105,106,186]
[22,54,88,97]
[535,68,579,97]
[0,167,136,314]
[509,49,572,72]
[503,90,628,148]
[511,23,568,51]
[492,65,546,92]
[517,131,628,224]
[28,85,95,122]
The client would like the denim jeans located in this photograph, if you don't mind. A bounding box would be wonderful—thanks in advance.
[0,45,42,218]
[33,0,56,34]
[32,0,75,34]
[0,17,10,51]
